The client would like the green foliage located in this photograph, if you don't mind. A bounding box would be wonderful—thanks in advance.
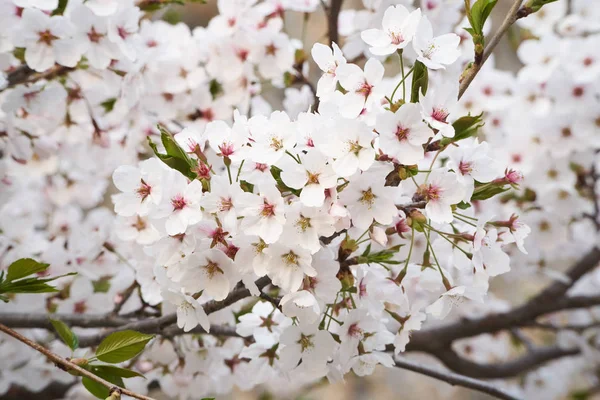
[100,98,117,113]
[50,319,79,351]
[526,0,559,12]
[464,0,497,61]
[95,330,155,364]
[139,0,206,12]
[440,113,485,147]
[91,365,145,379]
[410,61,428,103]
[82,375,124,399]
[51,0,68,15]
[358,244,404,265]
[147,125,198,180]
[471,184,510,201]
[0,259,75,302]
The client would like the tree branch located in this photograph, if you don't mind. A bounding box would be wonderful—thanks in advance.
[394,358,521,400]
[458,0,524,99]
[77,276,271,347]
[1,65,71,93]
[0,323,155,400]
[327,0,343,45]
[407,247,600,352]
[433,346,580,379]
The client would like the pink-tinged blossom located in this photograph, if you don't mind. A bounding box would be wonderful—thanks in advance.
[361,5,421,56]
[337,58,385,118]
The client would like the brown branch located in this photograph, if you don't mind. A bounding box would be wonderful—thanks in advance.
[433,346,580,379]
[2,65,71,93]
[407,247,600,353]
[327,0,344,45]
[0,323,156,400]
[77,276,271,347]
[458,0,524,99]
[394,358,521,400]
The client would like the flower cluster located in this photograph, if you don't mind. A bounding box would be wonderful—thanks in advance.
[0,0,597,399]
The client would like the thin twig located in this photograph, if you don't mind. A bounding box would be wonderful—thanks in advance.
[327,0,344,45]
[458,0,524,99]
[1,65,71,93]
[394,358,522,400]
[0,323,156,400]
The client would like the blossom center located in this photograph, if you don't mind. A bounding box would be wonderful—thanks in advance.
[219,196,234,212]
[270,136,284,151]
[88,27,104,43]
[431,107,449,123]
[261,200,276,217]
[298,333,315,352]
[204,260,224,278]
[171,195,187,210]
[136,179,152,200]
[395,125,410,141]
[281,251,300,267]
[359,188,376,207]
[356,82,373,98]
[458,160,472,175]
[389,30,404,45]
[347,323,363,339]
[295,215,312,232]
[38,30,58,46]
[307,171,320,184]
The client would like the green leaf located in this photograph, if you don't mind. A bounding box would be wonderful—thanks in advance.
[440,113,485,146]
[147,126,197,180]
[469,0,497,34]
[209,79,223,99]
[91,365,145,379]
[82,374,124,399]
[410,61,428,103]
[100,98,117,113]
[51,0,68,15]
[6,258,49,282]
[95,330,154,364]
[457,201,472,210]
[471,185,510,201]
[50,319,79,351]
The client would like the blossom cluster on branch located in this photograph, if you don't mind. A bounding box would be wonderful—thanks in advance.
[0,0,598,399]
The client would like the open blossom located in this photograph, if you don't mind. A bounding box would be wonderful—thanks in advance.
[339,167,398,230]
[280,290,321,323]
[183,249,237,301]
[321,118,376,178]
[14,8,82,72]
[412,15,461,70]
[419,169,465,224]
[361,5,421,56]
[249,111,297,165]
[337,58,385,118]
[279,322,336,374]
[200,175,247,233]
[112,159,167,217]
[420,81,459,138]
[446,139,502,202]
[376,103,432,164]
[162,289,210,333]
[311,42,347,98]
[279,149,338,207]
[264,243,315,293]
[239,184,286,244]
[158,177,204,236]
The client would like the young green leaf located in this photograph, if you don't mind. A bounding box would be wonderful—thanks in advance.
[50,319,79,351]
[5,258,49,282]
[82,374,124,399]
[410,61,428,103]
[91,365,145,379]
[95,330,155,364]
[147,126,197,180]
